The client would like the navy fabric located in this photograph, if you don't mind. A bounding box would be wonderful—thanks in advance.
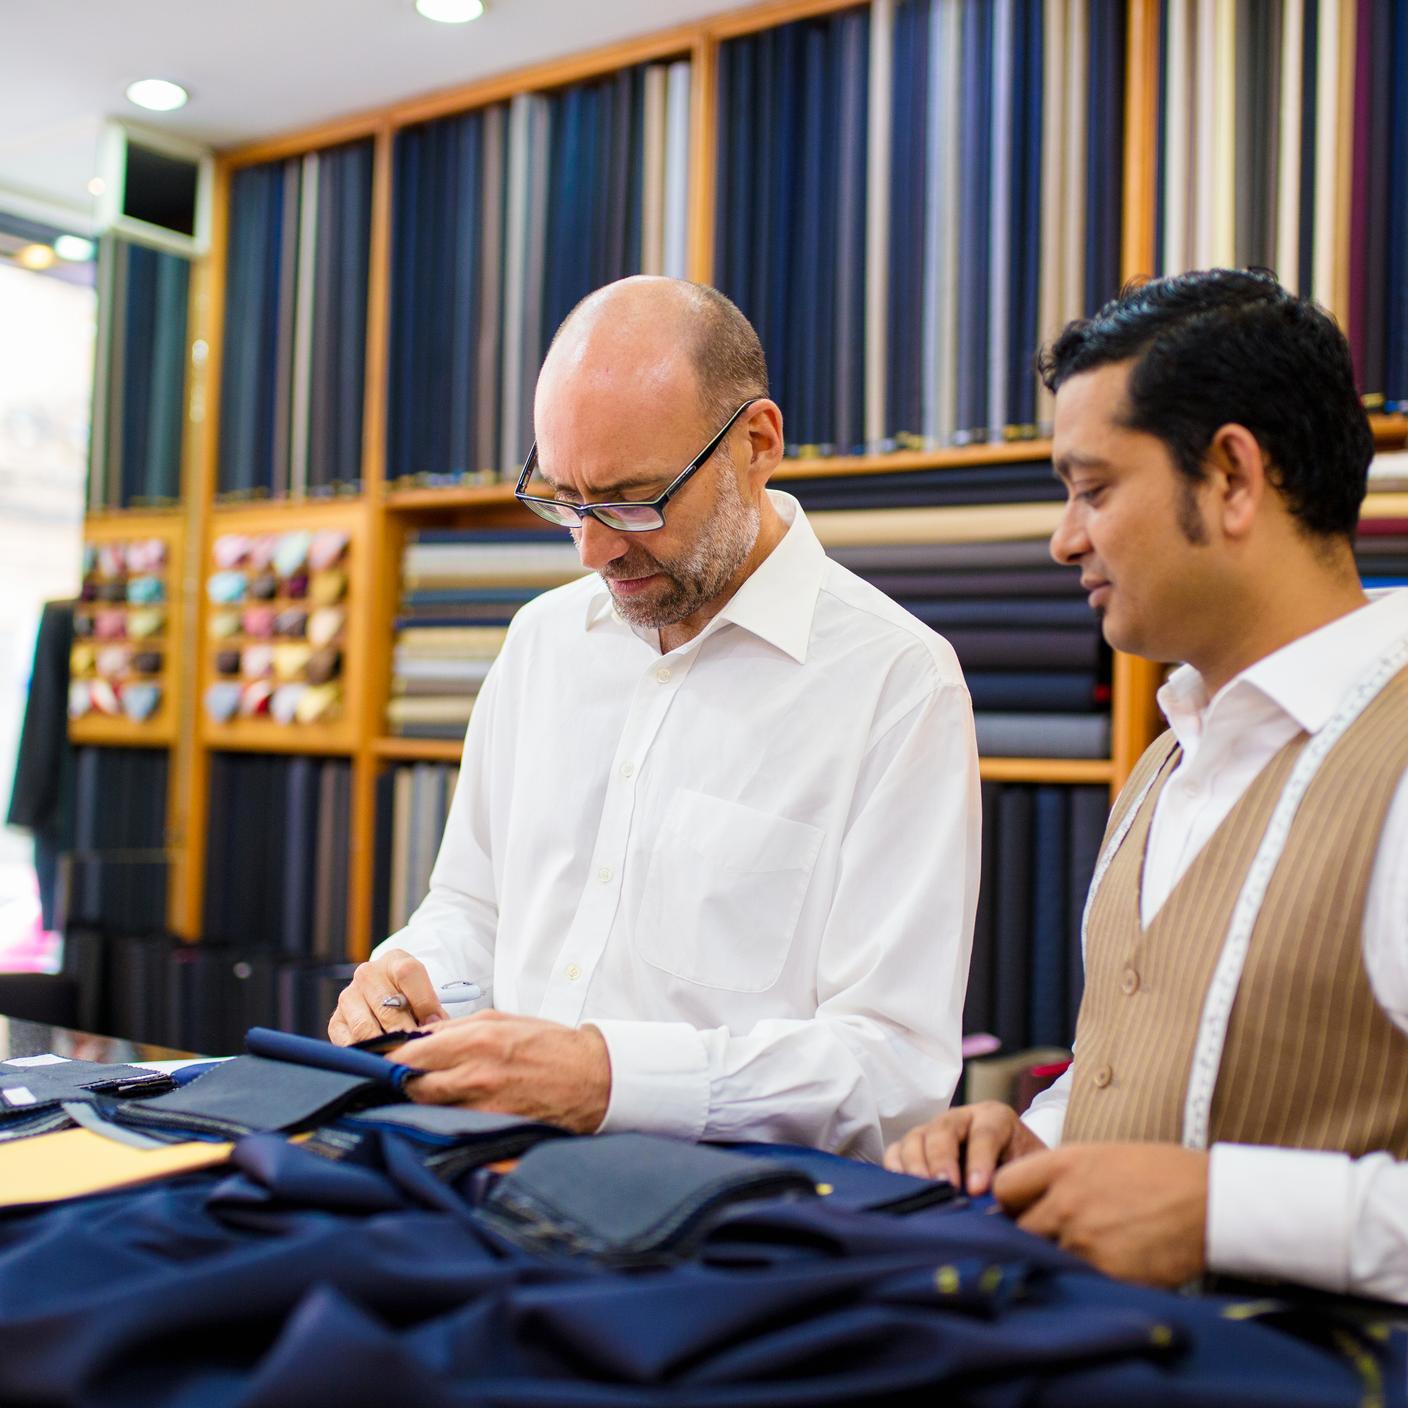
[245,1025,420,1091]
[104,1053,388,1139]
[480,1133,818,1266]
[0,1134,1399,1407]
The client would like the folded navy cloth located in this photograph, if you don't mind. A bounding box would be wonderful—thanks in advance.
[244,1027,422,1092]
[718,1141,960,1215]
[339,1105,572,1181]
[103,1055,388,1139]
[0,1060,169,1117]
[478,1133,818,1267]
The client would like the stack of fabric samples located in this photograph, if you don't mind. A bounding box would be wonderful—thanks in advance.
[370,762,457,940]
[69,538,169,724]
[789,467,1109,759]
[1358,515,1408,593]
[204,529,350,726]
[388,529,586,739]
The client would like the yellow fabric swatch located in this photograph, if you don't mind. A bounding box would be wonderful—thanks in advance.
[0,1128,232,1209]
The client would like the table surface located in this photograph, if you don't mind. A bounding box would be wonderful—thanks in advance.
[0,1015,197,1066]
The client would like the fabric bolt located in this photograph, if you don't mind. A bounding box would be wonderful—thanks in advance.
[242,605,276,638]
[248,572,279,602]
[380,491,980,1160]
[270,684,306,726]
[204,683,243,723]
[93,611,126,642]
[95,645,129,678]
[66,683,90,720]
[305,647,341,685]
[274,607,309,638]
[129,650,162,676]
[209,610,243,639]
[125,575,164,605]
[295,683,341,724]
[126,608,164,639]
[207,571,247,605]
[239,680,274,718]
[309,569,347,606]
[214,649,242,677]
[242,645,274,679]
[307,606,344,647]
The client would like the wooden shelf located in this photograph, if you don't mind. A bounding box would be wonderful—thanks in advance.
[979,757,1114,785]
[368,739,1113,784]
[70,714,177,749]
[383,440,1057,512]
[211,494,365,520]
[201,720,356,756]
[1363,491,1408,521]
[373,738,464,762]
[1370,413,1408,448]
[84,505,183,526]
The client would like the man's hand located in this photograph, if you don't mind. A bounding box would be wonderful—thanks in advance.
[884,1101,1047,1193]
[386,1010,612,1133]
[992,1142,1209,1288]
[328,950,449,1045]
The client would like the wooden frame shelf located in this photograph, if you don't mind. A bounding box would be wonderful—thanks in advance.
[374,738,466,763]
[1370,414,1408,448]
[979,758,1114,786]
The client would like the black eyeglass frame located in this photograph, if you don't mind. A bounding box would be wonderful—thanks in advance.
[514,397,761,533]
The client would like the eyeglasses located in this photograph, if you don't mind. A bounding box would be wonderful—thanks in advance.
[514,398,760,533]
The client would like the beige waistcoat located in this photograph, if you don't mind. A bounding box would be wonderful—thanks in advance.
[1064,666,1408,1156]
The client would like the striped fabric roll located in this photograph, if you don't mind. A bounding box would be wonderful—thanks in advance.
[218,140,373,501]
[88,237,191,510]
[388,58,691,488]
[1155,0,1404,410]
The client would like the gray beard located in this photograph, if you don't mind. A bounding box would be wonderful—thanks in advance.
[604,479,761,630]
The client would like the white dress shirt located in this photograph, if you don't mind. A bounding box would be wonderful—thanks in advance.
[378,491,981,1160]
[1023,589,1408,1302]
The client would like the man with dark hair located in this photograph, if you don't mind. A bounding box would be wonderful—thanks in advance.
[331,276,981,1159]
[889,268,1408,1302]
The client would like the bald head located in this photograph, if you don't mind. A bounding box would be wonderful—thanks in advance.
[536,277,768,433]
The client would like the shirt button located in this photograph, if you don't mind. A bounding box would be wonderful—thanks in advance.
[565,963,582,982]
[619,761,635,780]
[1093,1064,1113,1089]
[1120,967,1140,996]
[655,667,672,684]
[597,866,613,884]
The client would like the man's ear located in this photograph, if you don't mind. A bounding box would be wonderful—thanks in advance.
[1204,422,1268,541]
[744,400,785,490]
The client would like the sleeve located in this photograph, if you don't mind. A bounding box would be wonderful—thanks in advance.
[1207,1145,1408,1304]
[594,677,981,1163]
[370,662,502,1001]
[1020,1065,1071,1147]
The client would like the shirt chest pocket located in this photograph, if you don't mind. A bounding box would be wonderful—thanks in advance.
[633,789,824,993]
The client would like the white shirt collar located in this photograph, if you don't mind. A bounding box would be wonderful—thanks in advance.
[1158,588,1408,744]
[582,490,825,663]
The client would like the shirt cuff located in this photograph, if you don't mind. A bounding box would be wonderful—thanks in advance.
[589,1018,711,1142]
[1207,1143,1353,1293]
[1019,1095,1067,1148]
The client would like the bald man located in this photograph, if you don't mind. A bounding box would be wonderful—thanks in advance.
[330,278,980,1159]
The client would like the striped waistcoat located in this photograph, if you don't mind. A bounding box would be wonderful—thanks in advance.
[1063,664,1408,1155]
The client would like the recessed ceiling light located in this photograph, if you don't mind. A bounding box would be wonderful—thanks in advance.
[125,78,189,112]
[16,244,56,271]
[87,177,107,196]
[54,236,96,263]
[415,0,485,23]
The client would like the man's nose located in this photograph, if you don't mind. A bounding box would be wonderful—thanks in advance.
[1049,499,1089,566]
[575,514,630,570]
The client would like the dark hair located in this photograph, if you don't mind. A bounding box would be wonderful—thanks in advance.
[1037,269,1373,538]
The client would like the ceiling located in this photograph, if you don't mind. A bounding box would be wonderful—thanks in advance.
[0,0,743,230]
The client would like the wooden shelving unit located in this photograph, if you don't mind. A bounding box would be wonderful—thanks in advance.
[73,0,1405,963]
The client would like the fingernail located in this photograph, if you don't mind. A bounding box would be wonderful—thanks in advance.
[423,1014,443,1025]
[968,1172,984,1195]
